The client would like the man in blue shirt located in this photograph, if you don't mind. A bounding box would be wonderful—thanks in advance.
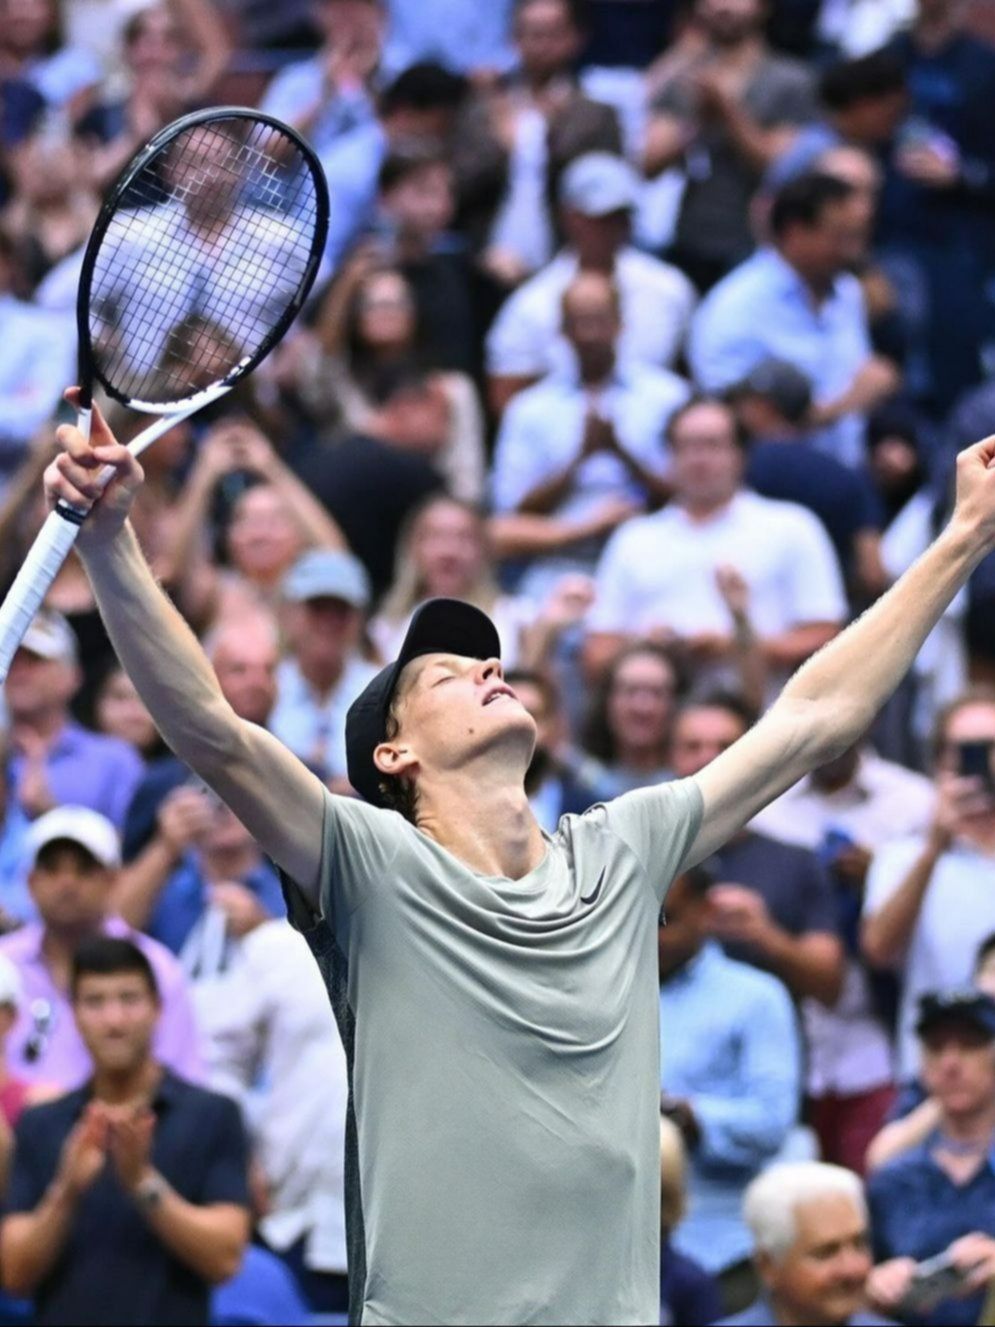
[689,172,900,469]
[866,990,995,1326]
[0,935,250,1325]
[658,867,801,1289]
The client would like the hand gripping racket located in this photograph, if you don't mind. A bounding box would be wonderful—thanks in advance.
[0,106,328,682]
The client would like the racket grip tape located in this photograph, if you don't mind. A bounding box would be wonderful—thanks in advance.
[0,510,84,683]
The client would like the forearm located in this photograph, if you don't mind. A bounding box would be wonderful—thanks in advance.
[719,103,787,170]
[758,928,843,1005]
[1,1181,78,1295]
[265,458,346,550]
[79,524,241,775]
[171,0,230,97]
[157,466,216,588]
[729,608,766,714]
[516,464,578,517]
[138,1179,247,1284]
[861,838,943,968]
[114,837,179,931]
[780,523,985,748]
[488,510,596,557]
[865,1099,941,1173]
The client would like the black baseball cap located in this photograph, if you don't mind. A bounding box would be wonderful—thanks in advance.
[916,989,995,1041]
[345,598,501,807]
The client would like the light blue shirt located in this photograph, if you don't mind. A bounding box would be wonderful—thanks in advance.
[383,0,515,74]
[0,294,76,463]
[688,247,872,468]
[317,120,386,269]
[660,941,800,1273]
[270,655,379,782]
[260,58,375,154]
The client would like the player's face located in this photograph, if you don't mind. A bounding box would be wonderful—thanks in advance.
[380,654,536,784]
[761,1196,871,1326]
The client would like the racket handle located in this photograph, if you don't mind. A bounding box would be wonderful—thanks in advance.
[0,510,84,683]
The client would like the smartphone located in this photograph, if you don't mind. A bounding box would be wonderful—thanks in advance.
[900,1251,971,1314]
[957,740,995,792]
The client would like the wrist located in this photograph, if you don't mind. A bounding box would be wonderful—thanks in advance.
[130,1166,166,1206]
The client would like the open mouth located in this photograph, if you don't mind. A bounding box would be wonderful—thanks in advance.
[483,688,515,706]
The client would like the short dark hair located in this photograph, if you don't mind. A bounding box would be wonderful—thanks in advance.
[677,690,760,732]
[665,395,748,450]
[769,172,855,239]
[378,141,448,195]
[71,936,159,1001]
[514,0,590,30]
[582,640,687,765]
[380,63,468,118]
[366,359,435,408]
[819,51,906,112]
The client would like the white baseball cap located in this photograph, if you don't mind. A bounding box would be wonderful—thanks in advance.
[0,954,23,1008]
[19,610,78,667]
[559,152,641,217]
[26,807,122,871]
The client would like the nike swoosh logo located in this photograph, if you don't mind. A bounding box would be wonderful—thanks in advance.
[580,867,607,907]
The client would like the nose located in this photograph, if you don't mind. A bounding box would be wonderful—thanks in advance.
[476,657,503,684]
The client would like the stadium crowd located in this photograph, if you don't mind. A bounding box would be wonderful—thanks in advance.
[2,0,995,1322]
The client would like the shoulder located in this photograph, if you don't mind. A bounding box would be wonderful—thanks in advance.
[739,489,833,539]
[618,247,695,300]
[497,258,569,317]
[15,1086,84,1140]
[698,252,774,310]
[600,510,671,558]
[866,1145,931,1200]
[623,362,692,408]
[762,53,817,90]
[501,375,569,419]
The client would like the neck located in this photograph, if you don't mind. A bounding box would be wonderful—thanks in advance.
[940,1103,995,1148]
[770,1293,848,1327]
[579,354,615,387]
[417,767,545,880]
[712,33,764,65]
[42,921,103,990]
[15,709,66,743]
[576,251,617,277]
[679,492,735,521]
[300,657,345,698]
[202,844,258,882]
[659,942,703,985]
[92,1057,160,1106]
[616,743,666,773]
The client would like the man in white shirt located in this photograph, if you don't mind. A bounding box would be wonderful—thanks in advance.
[491,268,690,598]
[862,690,995,1082]
[752,742,935,1171]
[585,397,847,692]
[269,549,379,789]
[485,152,696,415]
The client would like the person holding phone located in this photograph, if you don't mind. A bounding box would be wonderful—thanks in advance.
[861,689,995,1083]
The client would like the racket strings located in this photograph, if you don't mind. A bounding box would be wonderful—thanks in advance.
[89,118,320,407]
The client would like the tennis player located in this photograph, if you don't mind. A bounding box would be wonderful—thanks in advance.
[44,405,995,1326]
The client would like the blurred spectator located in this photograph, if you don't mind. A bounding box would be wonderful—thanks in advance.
[585,398,846,695]
[491,270,688,596]
[114,792,283,964]
[658,1115,723,1327]
[579,642,681,798]
[658,866,801,1304]
[644,0,817,291]
[75,0,230,192]
[724,1162,881,1326]
[486,151,696,413]
[0,808,202,1087]
[121,612,279,864]
[297,252,485,500]
[867,932,995,1173]
[689,172,900,468]
[815,0,914,59]
[862,689,995,1083]
[753,739,935,1171]
[0,953,54,1185]
[866,989,995,1327]
[317,61,469,269]
[505,667,605,830]
[0,228,74,477]
[671,695,844,1006]
[211,1245,311,1327]
[199,920,349,1315]
[92,663,165,764]
[291,363,446,596]
[451,0,622,279]
[0,0,101,111]
[0,935,250,1325]
[0,75,44,157]
[1,128,97,293]
[880,0,995,414]
[382,0,514,75]
[730,358,883,590]
[259,0,384,153]
[765,51,908,190]
[3,610,143,829]
[372,495,538,667]
[0,727,32,926]
[269,549,378,787]
[159,420,347,632]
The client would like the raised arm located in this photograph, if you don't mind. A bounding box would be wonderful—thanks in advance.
[686,436,995,865]
[44,402,327,905]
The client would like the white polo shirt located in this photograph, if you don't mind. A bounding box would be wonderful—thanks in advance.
[864,836,995,1080]
[486,247,696,379]
[589,489,846,642]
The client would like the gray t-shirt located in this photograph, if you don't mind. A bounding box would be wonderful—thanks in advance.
[284,779,704,1326]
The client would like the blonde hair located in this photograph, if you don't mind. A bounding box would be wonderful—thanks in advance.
[378,494,500,627]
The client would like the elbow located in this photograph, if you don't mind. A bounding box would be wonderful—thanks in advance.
[0,1243,36,1299]
[861,920,898,971]
[204,1243,245,1287]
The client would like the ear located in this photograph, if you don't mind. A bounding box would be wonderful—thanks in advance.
[373,740,419,781]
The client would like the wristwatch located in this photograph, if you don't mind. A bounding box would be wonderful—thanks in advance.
[134,1171,167,1212]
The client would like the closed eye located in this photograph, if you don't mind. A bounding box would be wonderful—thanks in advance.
[432,674,454,687]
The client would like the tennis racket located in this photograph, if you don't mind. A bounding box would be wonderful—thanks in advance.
[0,106,329,682]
